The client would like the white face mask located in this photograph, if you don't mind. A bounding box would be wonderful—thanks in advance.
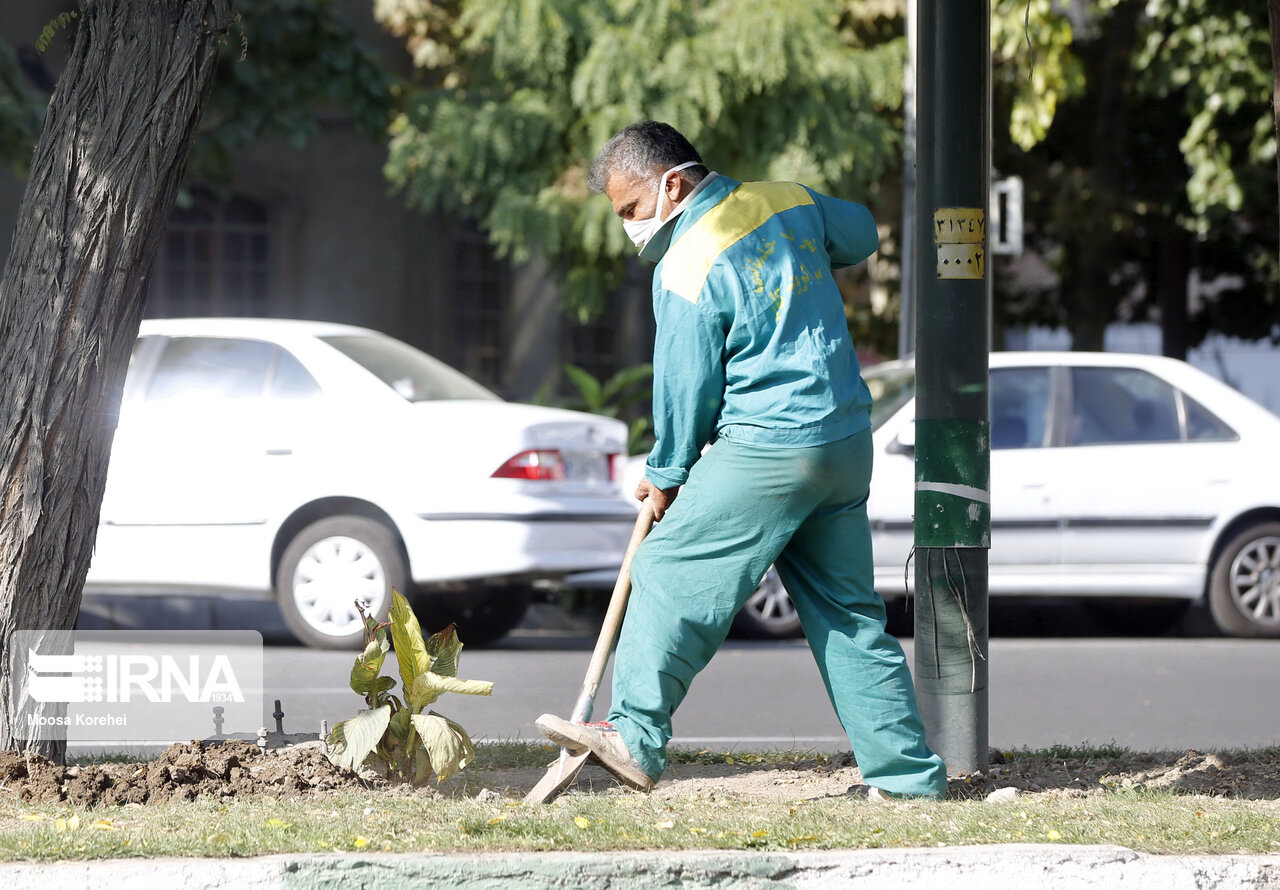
[622,161,699,249]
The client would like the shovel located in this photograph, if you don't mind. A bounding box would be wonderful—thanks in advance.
[525,500,655,804]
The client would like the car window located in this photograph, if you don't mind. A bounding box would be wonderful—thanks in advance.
[990,367,1051,449]
[321,334,499,402]
[122,336,155,402]
[1070,367,1181,445]
[145,337,274,402]
[865,366,916,431]
[268,349,322,400]
[1183,394,1236,441]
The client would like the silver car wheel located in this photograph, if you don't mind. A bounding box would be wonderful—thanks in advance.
[1227,534,1280,627]
[291,534,389,638]
[745,568,797,625]
[729,566,805,638]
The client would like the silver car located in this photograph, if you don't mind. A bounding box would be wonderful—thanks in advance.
[634,353,1280,639]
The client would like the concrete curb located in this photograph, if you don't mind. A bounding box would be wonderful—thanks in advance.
[3,846,1280,889]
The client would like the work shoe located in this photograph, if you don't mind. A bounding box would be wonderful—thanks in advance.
[867,786,944,802]
[535,715,654,791]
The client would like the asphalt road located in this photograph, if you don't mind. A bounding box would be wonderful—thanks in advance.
[73,596,1280,755]
[257,618,1280,755]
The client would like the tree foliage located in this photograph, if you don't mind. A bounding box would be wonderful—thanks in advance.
[994,0,1277,350]
[191,0,395,187]
[992,0,1087,151]
[379,0,907,319]
[0,0,394,187]
[0,38,47,176]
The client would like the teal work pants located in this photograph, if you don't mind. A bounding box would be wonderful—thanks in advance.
[609,429,947,798]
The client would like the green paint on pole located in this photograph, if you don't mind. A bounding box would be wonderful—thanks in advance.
[915,419,991,548]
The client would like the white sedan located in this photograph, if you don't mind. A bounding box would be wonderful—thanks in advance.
[630,353,1280,639]
[86,318,638,648]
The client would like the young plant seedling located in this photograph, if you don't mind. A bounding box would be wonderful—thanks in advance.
[325,590,494,785]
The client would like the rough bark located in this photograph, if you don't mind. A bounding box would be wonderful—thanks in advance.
[0,0,233,759]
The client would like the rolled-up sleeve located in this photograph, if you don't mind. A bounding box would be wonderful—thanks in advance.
[644,290,726,490]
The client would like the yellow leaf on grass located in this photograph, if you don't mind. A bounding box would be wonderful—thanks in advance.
[1046,829,1062,841]
[752,830,769,838]
[265,818,293,829]
[573,816,590,830]
[18,815,44,822]
[94,820,113,831]
[54,815,80,833]
[488,814,509,825]
[353,835,370,848]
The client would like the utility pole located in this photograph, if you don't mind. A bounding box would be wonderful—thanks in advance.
[911,0,992,775]
[899,0,918,359]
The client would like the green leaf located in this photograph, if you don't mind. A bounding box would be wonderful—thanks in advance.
[410,671,494,710]
[411,711,476,783]
[389,589,431,695]
[423,623,463,678]
[563,364,603,411]
[600,363,653,405]
[325,705,392,772]
[387,703,413,743]
[348,637,390,699]
[36,11,78,54]
[627,418,653,460]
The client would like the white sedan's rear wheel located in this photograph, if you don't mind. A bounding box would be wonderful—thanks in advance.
[1209,522,1280,638]
[276,516,405,649]
[730,567,804,639]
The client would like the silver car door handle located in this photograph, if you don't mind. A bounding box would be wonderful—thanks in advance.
[266,448,293,456]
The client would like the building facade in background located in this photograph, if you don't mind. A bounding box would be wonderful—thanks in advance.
[0,1,655,405]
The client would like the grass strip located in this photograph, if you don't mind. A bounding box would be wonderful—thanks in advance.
[0,786,1277,860]
[3,740,1280,861]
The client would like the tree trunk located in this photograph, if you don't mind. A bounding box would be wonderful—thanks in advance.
[1067,0,1141,353]
[1158,230,1191,360]
[0,0,232,760]
[1268,0,1280,278]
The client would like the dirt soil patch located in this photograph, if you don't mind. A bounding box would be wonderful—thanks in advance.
[0,741,366,807]
[464,748,1280,803]
[1,744,1277,808]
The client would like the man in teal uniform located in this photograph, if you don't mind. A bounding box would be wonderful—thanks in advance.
[538,121,946,800]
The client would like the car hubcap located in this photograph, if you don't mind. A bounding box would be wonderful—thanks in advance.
[1228,535,1280,627]
[292,535,388,637]
[745,568,798,628]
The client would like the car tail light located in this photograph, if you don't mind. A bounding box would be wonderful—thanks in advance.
[609,453,623,481]
[492,450,565,481]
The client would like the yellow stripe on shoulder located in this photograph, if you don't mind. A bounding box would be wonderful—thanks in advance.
[660,182,815,304]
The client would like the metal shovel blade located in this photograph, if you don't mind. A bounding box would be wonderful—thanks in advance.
[525,747,592,804]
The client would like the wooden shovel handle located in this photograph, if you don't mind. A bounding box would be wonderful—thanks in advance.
[568,500,655,722]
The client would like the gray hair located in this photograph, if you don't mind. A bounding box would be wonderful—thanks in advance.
[587,120,707,193]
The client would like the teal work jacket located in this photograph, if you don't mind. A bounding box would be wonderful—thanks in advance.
[641,174,879,490]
